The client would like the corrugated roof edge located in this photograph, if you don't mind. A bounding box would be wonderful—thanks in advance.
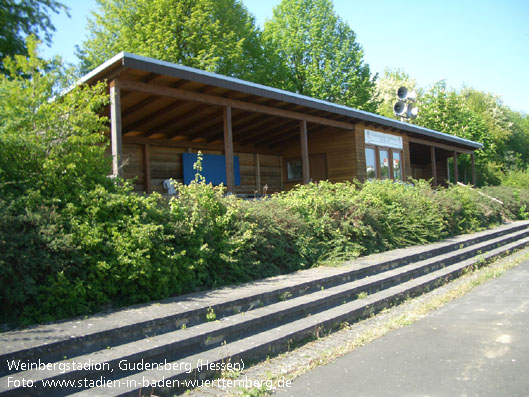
[80,52,483,150]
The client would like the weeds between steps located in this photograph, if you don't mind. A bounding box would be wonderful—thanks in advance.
[184,248,529,397]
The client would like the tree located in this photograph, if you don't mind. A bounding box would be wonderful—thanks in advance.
[0,37,110,203]
[0,0,68,72]
[504,110,529,169]
[415,82,501,185]
[77,0,274,83]
[375,68,419,119]
[262,0,378,111]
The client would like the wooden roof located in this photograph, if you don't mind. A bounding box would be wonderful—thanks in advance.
[80,52,482,152]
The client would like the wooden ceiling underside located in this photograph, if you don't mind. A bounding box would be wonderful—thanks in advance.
[102,67,476,154]
[110,69,353,149]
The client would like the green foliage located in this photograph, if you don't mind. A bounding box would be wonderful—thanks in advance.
[262,0,378,112]
[480,186,529,220]
[358,180,446,250]
[434,184,503,235]
[206,307,216,322]
[0,37,111,203]
[77,0,274,83]
[376,68,419,119]
[4,41,529,328]
[414,81,501,185]
[0,0,68,72]
[500,169,529,189]
[504,110,529,168]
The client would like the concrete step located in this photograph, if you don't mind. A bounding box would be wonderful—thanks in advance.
[68,234,529,397]
[2,220,527,374]
[1,223,529,396]
[5,227,529,396]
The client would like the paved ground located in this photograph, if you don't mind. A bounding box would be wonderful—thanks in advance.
[274,258,529,397]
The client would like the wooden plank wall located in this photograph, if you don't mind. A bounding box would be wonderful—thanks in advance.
[119,144,281,195]
[281,126,357,190]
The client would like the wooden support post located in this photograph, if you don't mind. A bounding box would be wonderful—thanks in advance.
[279,155,284,191]
[300,120,310,184]
[453,151,459,183]
[223,106,235,194]
[431,146,437,187]
[143,143,151,193]
[471,153,476,186]
[255,153,261,194]
[110,80,123,177]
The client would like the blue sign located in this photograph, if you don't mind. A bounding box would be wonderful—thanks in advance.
[183,153,240,186]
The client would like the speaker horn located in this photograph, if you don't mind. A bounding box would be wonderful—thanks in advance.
[397,86,408,100]
[394,101,407,116]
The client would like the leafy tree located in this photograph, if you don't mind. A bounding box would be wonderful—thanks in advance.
[0,0,68,72]
[375,68,419,119]
[0,37,110,203]
[504,110,529,168]
[77,0,274,83]
[262,0,378,111]
[415,81,501,185]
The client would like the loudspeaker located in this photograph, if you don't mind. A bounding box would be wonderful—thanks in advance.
[394,101,407,116]
[397,86,417,101]
[397,86,408,100]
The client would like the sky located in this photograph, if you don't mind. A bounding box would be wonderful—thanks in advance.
[41,0,529,114]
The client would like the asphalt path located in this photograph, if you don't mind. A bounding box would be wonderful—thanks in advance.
[275,259,529,397]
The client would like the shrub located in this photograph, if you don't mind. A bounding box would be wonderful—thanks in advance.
[500,169,529,189]
[434,184,503,235]
[358,179,445,251]
[480,186,529,220]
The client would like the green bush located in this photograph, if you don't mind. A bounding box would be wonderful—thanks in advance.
[358,180,446,251]
[500,169,529,189]
[480,186,529,220]
[2,40,527,327]
[434,184,503,235]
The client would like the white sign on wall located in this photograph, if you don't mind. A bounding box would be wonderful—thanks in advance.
[364,129,403,149]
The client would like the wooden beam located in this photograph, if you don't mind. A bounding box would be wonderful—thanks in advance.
[471,153,476,186]
[266,130,301,148]
[300,120,310,184]
[251,121,299,146]
[280,155,284,191]
[124,99,186,134]
[122,96,159,118]
[162,106,224,141]
[117,79,356,131]
[224,106,235,193]
[239,118,297,145]
[122,136,276,155]
[110,80,123,177]
[143,143,151,193]
[431,146,437,187]
[407,136,474,154]
[255,153,261,194]
[453,151,459,183]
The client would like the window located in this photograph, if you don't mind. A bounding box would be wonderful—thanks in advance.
[379,149,390,179]
[393,152,402,180]
[365,145,404,181]
[286,160,303,181]
[365,147,377,179]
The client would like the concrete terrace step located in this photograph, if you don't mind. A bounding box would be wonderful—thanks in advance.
[4,227,529,397]
[1,220,527,369]
[69,234,529,397]
[1,221,529,396]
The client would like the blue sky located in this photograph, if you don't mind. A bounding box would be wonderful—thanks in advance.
[42,0,529,114]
